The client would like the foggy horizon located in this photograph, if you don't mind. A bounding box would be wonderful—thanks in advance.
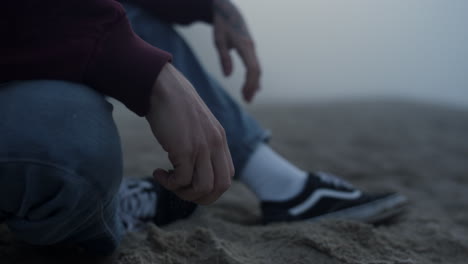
[178,0,468,109]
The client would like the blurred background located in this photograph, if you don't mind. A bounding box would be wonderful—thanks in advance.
[112,0,468,179]
[177,0,468,108]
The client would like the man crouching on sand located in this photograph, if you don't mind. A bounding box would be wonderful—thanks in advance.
[0,0,407,255]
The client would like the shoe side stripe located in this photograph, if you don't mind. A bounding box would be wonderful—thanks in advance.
[289,189,362,216]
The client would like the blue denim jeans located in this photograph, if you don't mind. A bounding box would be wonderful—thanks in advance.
[0,3,268,255]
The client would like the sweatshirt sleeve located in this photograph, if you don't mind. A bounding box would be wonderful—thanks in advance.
[121,0,214,24]
[0,0,172,116]
[85,14,172,116]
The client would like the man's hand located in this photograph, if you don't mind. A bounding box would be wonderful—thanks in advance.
[213,0,262,102]
[146,63,235,205]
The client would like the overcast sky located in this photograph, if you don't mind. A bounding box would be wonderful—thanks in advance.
[179,0,468,108]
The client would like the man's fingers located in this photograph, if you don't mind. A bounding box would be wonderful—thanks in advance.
[174,152,215,203]
[243,69,260,102]
[166,156,194,190]
[237,42,261,102]
[195,149,231,204]
[221,130,235,178]
[215,36,233,76]
[213,149,232,196]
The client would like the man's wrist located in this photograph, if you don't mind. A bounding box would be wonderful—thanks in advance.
[213,0,230,18]
[148,63,192,115]
[151,63,168,96]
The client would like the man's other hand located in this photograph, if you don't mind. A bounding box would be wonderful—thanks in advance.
[213,0,262,102]
[146,63,235,205]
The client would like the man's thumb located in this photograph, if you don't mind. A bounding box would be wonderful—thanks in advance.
[153,168,170,187]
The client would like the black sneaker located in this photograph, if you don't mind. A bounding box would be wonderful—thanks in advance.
[261,172,408,224]
[118,177,198,232]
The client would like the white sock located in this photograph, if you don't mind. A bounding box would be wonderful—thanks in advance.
[239,143,308,201]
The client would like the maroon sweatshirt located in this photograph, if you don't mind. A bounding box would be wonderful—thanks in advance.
[0,0,213,116]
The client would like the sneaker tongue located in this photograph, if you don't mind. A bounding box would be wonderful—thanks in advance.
[315,171,355,190]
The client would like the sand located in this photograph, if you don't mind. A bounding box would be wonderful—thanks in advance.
[1,100,468,264]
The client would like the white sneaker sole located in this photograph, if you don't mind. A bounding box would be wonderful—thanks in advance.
[311,193,409,224]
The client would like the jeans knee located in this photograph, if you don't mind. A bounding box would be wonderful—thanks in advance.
[0,80,123,196]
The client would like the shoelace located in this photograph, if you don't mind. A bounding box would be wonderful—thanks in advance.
[118,178,157,232]
[316,171,355,190]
